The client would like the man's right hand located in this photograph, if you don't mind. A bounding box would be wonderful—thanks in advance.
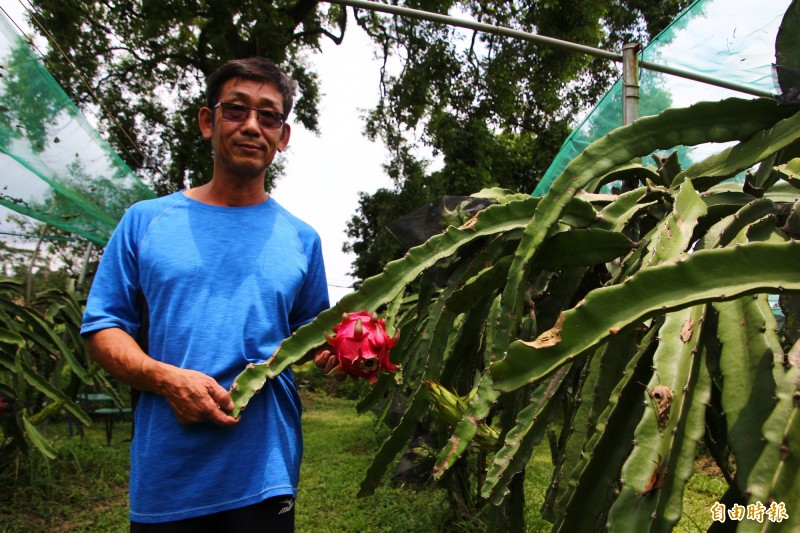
[313,347,347,382]
[86,328,238,427]
[159,367,239,426]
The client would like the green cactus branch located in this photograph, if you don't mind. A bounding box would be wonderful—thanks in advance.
[707,198,777,249]
[607,306,711,530]
[595,188,652,232]
[218,74,800,527]
[541,330,639,522]
[739,348,800,532]
[424,242,516,481]
[714,296,782,494]
[641,181,707,268]
[674,108,800,188]
[432,367,500,480]
[492,241,800,392]
[556,332,657,531]
[481,367,567,505]
[533,229,634,270]
[0,299,92,385]
[496,98,795,367]
[359,248,479,495]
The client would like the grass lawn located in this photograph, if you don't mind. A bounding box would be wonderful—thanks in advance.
[0,386,725,532]
[0,420,131,532]
[296,391,450,532]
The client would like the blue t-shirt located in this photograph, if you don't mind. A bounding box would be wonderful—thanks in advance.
[81,191,329,523]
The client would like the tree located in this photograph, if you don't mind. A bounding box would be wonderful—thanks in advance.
[26,0,351,194]
[344,0,692,281]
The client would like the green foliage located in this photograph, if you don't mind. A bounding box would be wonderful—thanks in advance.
[24,0,690,274]
[0,279,115,470]
[232,85,800,529]
[0,421,131,532]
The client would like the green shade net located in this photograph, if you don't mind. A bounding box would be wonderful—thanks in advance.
[533,0,791,195]
[0,12,154,245]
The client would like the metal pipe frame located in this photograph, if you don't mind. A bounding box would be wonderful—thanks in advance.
[325,0,775,99]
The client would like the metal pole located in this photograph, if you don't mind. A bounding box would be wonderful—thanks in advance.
[327,0,775,99]
[25,225,47,304]
[76,240,94,293]
[622,43,640,125]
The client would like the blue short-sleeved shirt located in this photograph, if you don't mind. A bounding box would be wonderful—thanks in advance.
[81,191,329,523]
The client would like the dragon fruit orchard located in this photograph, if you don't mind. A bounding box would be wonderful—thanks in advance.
[325,311,399,382]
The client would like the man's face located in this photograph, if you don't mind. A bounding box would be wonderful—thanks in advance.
[198,78,291,181]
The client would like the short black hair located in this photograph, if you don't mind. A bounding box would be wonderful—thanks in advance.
[205,58,296,116]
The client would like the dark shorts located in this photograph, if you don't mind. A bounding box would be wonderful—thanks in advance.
[130,496,295,533]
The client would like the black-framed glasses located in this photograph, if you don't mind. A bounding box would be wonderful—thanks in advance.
[213,102,287,130]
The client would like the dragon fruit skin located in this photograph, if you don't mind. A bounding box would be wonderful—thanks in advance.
[326,311,399,382]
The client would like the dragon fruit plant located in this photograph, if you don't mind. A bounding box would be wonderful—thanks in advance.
[227,92,800,528]
[227,7,800,527]
[323,311,399,382]
[229,92,800,529]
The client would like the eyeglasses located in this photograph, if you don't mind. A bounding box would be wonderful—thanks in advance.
[213,102,287,130]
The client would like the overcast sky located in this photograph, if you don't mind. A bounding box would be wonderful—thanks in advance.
[270,30,394,303]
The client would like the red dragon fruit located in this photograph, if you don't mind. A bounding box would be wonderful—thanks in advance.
[325,311,399,382]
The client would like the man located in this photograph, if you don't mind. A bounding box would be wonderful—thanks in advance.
[81,58,329,532]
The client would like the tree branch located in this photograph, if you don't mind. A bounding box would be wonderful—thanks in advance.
[293,3,347,45]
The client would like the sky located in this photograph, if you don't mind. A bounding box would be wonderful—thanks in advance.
[269,30,395,303]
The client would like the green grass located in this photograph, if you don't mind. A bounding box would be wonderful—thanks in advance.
[0,388,726,532]
[0,420,131,532]
[677,459,729,532]
[297,392,450,532]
